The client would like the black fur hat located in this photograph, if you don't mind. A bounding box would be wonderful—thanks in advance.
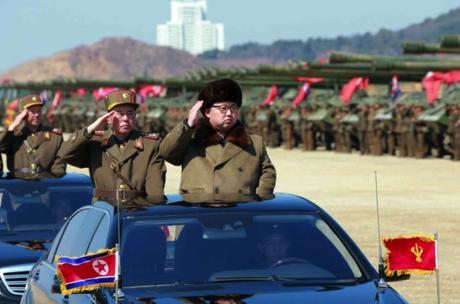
[198,78,242,113]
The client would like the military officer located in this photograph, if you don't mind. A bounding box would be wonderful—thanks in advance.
[58,90,166,203]
[0,95,66,178]
[160,78,276,200]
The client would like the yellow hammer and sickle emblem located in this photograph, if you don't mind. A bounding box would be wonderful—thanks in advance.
[411,243,424,263]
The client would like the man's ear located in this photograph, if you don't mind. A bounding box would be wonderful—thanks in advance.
[204,108,211,119]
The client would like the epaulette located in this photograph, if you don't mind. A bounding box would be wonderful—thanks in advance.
[143,133,160,140]
[94,130,105,136]
[51,128,62,135]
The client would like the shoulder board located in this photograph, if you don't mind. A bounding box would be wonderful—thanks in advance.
[94,130,105,136]
[143,133,160,140]
[51,128,62,135]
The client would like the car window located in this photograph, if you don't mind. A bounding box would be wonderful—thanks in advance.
[0,184,92,233]
[87,215,110,253]
[53,210,104,261]
[120,212,363,287]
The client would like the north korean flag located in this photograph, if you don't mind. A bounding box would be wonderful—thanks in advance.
[56,249,118,295]
[390,75,401,101]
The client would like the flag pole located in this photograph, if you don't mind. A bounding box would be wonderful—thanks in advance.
[435,232,440,304]
[114,192,124,303]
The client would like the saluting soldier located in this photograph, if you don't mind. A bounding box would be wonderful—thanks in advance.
[0,95,66,178]
[160,78,276,200]
[59,90,166,203]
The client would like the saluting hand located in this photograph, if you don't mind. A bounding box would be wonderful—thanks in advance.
[187,100,203,128]
[8,110,28,132]
[87,111,115,134]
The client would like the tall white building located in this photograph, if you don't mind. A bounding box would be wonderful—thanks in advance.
[157,0,224,55]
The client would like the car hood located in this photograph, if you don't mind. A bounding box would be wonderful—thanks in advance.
[0,240,50,268]
[122,280,407,304]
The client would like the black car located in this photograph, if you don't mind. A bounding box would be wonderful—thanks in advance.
[23,194,409,304]
[0,173,93,303]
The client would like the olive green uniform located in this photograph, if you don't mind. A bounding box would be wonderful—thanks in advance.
[59,128,166,201]
[160,120,276,199]
[0,125,66,177]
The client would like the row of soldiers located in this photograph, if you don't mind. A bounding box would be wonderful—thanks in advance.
[242,96,460,161]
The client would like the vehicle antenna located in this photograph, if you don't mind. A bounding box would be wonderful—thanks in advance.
[374,171,385,278]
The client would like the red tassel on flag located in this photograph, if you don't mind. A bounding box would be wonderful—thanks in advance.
[383,235,437,276]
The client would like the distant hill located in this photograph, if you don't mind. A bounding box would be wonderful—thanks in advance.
[1,37,204,82]
[200,7,460,62]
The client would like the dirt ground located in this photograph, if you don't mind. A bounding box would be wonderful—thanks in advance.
[5,148,459,303]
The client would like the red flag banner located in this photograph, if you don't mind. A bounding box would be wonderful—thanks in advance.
[259,85,278,107]
[295,77,324,84]
[3,99,18,127]
[422,71,460,103]
[340,77,369,105]
[47,89,63,124]
[383,235,437,276]
[139,85,166,98]
[92,87,118,102]
[56,248,118,295]
[291,83,310,107]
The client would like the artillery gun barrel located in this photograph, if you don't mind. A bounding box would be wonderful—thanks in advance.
[402,41,460,54]
[440,35,460,49]
[328,51,442,63]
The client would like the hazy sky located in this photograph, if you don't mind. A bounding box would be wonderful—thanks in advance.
[1,0,459,72]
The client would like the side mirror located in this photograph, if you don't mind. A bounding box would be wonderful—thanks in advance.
[382,273,411,282]
[51,275,61,294]
[378,264,410,282]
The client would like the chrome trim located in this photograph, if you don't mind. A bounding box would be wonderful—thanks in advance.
[0,263,34,296]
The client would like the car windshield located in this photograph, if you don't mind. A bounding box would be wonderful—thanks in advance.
[0,183,93,233]
[120,212,363,287]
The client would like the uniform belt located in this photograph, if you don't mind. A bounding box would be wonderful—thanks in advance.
[15,168,34,174]
[14,167,42,174]
[94,189,146,201]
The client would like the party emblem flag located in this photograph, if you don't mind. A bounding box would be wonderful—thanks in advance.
[383,235,437,276]
[56,248,118,295]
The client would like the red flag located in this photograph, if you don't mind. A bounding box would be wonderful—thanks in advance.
[422,71,460,103]
[259,85,278,107]
[291,83,310,107]
[3,99,18,127]
[77,88,86,97]
[56,249,118,295]
[383,235,437,276]
[139,85,166,98]
[47,89,63,124]
[295,77,324,83]
[92,87,118,102]
[340,77,369,105]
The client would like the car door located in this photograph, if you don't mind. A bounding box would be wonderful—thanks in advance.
[27,207,107,304]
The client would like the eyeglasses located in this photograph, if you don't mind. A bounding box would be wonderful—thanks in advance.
[212,105,239,114]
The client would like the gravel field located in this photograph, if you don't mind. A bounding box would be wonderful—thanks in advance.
[4,147,459,303]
